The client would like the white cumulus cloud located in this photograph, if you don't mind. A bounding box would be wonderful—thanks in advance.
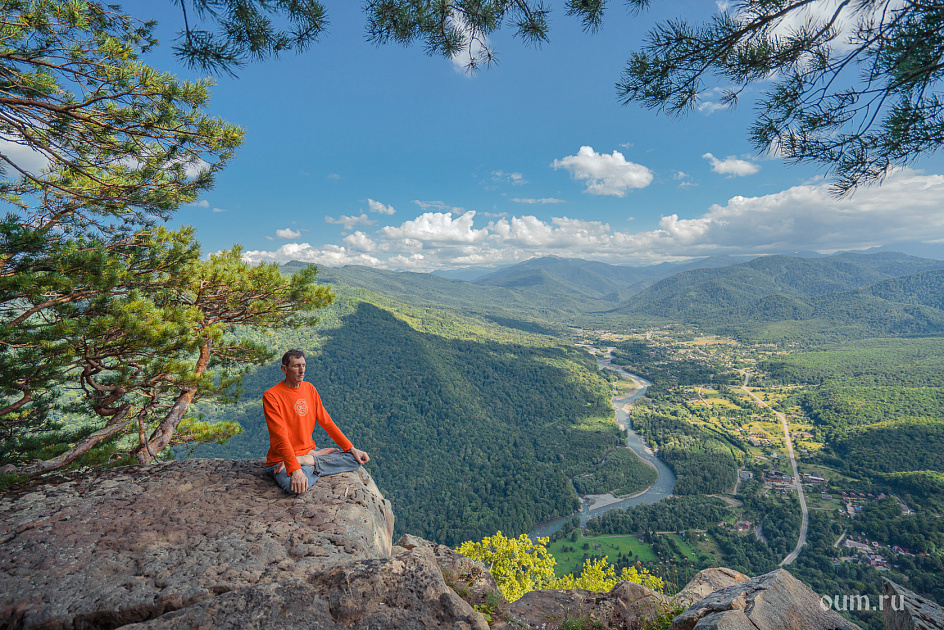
[276,227,301,239]
[368,198,396,215]
[703,152,760,176]
[343,231,378,252]
[381,210,488,244]
[552,146,653,196]
[241,242,384,267]
[241,169,944,272]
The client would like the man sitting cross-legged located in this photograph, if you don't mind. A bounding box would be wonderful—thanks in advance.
[263,348,370,495]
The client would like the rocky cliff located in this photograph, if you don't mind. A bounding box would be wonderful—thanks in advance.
[0,459,941,629]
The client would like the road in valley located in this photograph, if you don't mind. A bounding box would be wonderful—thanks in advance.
[741,372,809,566]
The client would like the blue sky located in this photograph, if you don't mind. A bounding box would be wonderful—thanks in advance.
[127,1,944,273]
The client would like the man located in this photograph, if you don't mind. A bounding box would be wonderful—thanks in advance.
[264,349,370,494]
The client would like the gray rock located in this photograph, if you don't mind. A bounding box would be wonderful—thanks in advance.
[123,545,489,630]
[492,580,668,630]
[395,533,504,609]
[671,568,860,630]
[0,458,393,630]
[676,567,751,606]
[884,578,944,630]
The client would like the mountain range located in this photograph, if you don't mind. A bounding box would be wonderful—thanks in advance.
[286,252,944,342]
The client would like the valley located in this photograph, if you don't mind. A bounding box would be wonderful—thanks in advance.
[186,251,944,630]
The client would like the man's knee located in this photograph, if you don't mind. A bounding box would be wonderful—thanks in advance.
[313,451,362,477]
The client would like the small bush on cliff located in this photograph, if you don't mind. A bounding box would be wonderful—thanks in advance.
[457,531,663,602]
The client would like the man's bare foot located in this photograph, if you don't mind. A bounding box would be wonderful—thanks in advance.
[310,447,339,456]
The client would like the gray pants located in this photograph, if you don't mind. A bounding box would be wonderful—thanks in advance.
[265,450,361,495]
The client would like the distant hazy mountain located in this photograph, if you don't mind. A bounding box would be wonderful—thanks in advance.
[282,252,944,342]
[616,252,944,341]
[472,255,762,302]
[306,263,616,332]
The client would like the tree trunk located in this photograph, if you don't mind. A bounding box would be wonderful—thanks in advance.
[136,386,198,464]
[135,339,211,465]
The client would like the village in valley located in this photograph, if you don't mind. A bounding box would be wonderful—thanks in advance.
[571,327,933,591]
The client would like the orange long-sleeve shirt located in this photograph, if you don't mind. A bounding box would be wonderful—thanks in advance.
[263,380,354,474]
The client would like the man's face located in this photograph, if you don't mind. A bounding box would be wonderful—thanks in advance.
[282,356,306,387]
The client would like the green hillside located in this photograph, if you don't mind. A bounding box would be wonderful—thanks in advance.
[617,255,944,342]
[186,297,623,545]
[762,338,944,509]
[284,253,944,344]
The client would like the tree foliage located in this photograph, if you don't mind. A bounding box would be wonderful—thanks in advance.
[457,532,558,602]
[0,1,329,474]
[617,0,944,194]
[0,0,241,218]
[169,0,328,75]
[456,530,663,602]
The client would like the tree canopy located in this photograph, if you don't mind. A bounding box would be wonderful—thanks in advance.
[0,1,329,475]
[617,0,944,195]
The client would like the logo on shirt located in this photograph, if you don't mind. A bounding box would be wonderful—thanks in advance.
[294,398,309,416]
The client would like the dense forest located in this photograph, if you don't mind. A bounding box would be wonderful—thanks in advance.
[571,447,657,496]
[187,298,622,545]
[762,338,944,386]
[585,496,730,535]
[615,255,944,343]
[629,404,739,495]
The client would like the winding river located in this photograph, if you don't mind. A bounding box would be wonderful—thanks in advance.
[529,348,676,538]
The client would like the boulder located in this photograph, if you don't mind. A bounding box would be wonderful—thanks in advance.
[671,568,860,630]
[0,458,394,629]
[675,567,751,606]
[883,578,944,630]
[395,533,504,610]
[122,545,489,630]
[492,580,668,629]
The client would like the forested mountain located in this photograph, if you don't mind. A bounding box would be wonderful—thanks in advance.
[310,263,609,325]
[288,252,944,345]
[473,255,756,302]
[615,253,944,341]
[474,256,659,301]
[294,255,767,324]
[186,297,622,545]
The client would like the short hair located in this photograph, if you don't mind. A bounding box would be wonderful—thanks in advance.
[281,349,305,366]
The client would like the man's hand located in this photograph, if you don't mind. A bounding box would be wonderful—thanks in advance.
[349,447,370,464]
[290,468,309,494]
